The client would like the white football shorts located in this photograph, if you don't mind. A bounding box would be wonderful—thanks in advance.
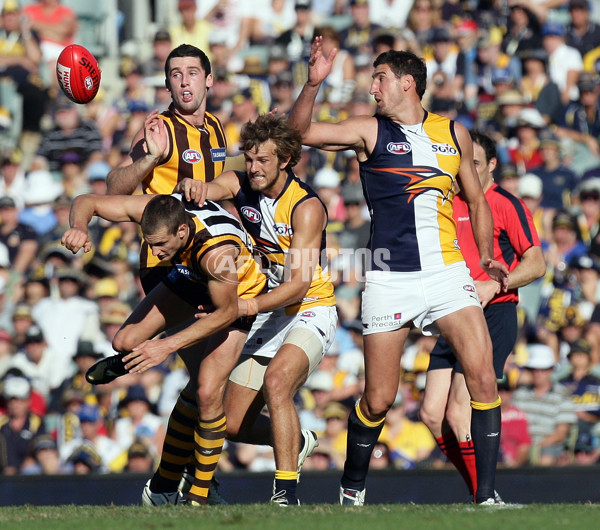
[229,305,338,390]
[361,262,481,336]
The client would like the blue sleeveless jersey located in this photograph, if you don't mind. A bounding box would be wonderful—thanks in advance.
[360,112,466,272]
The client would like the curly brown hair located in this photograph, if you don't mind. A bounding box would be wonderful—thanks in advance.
[240,113,302,170]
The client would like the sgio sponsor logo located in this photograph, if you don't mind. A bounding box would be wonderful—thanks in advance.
[387,142,412,155]
[273,223,293,236]
[182,149,202,163]
[431,143,458,155]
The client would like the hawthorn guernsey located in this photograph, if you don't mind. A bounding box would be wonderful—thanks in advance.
[56,44,101,104]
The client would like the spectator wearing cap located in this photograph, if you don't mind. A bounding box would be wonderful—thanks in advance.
[63,403,122,472]
[517,172,547,243]
[338,0,382,57]
[142,29,173,80]
[561,71,600,158]
[11,303,33,350]
[507,108,547,173]
[113,384,165,455]
[542,20,584,104]
[529,129,577,223]
[317,401,349,469]
[224,87,259,156]
[31,266,101,368]
[0,194,38,277]
[512,343,577,465]
[35,194,72,253]
[424,25,466,106]
[502,4,542,58]
[77,148,104,191]
[59,151,87,198]
[125,438,155,473]
[566,0,600,57]
[497,163,521,195]
[568,254,600,320]
[32,99,103,173]
[9,323,62,401]
[19,169,65,237]
[0,374,47,474]
[518,48,564,127]
[575,179,600,251]
[0,149,27,210]
[96,300,132,359]
[274,0,315,63]
[269,71,296,114]
[169,0,213,56]
[311,166,345,233]
[21,433,67,475]
[558,337,600,463]
[471,25,521,100]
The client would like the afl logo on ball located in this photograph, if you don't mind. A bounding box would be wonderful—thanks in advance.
[182,149,202,163]
[387,142,412,155]
[241,206,262,223]
[84,76,94,91]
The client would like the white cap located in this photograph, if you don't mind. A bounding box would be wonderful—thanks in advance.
[518,173,543,199]
[524,344,556,370]
[313,167,340,189]
[3,376,31,399]
[305,370,334,391]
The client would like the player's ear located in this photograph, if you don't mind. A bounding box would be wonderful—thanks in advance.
[206,73,214,89]
[165,79,170,92]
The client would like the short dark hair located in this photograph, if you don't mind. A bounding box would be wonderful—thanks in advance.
[140,195,188,237]
[240,114,302,170]
[373,50,427,99]
[165,44,212,81]
[469,130,497,164]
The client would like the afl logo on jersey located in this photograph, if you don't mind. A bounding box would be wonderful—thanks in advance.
[387,142,412,155]
[241,206,262,223]
[463,284,475,293]
[431,143,458,155]
[182,149,203,163]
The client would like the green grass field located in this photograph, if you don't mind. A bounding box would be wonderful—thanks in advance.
[1,503,599,530]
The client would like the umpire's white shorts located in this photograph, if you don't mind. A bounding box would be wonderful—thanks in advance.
[229,305,338,391]
[361,262,481,336]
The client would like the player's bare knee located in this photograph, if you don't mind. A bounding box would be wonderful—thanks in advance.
[420,402,442,431]
[263,370,291,406]
[112,327,135,353]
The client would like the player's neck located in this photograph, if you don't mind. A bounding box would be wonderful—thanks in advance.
[174,106,205,129]
[390,100,425,126]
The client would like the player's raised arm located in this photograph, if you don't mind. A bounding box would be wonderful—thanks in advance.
[288,36,369,153]
[175,170,242,205]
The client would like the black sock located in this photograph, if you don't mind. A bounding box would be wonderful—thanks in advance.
[471,405,501,503]
[341,406,384,491]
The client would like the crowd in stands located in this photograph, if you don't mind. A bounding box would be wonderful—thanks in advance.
[2,0,600,478]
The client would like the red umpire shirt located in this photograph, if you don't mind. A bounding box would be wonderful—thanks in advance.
[453,183,541,304]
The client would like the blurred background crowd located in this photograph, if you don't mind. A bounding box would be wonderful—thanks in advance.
[2,0,600,478]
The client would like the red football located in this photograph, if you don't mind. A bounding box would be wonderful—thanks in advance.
[56,44,101,104]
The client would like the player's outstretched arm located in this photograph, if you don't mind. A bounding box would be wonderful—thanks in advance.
[175,171,241,205]
[62,194,152,254]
